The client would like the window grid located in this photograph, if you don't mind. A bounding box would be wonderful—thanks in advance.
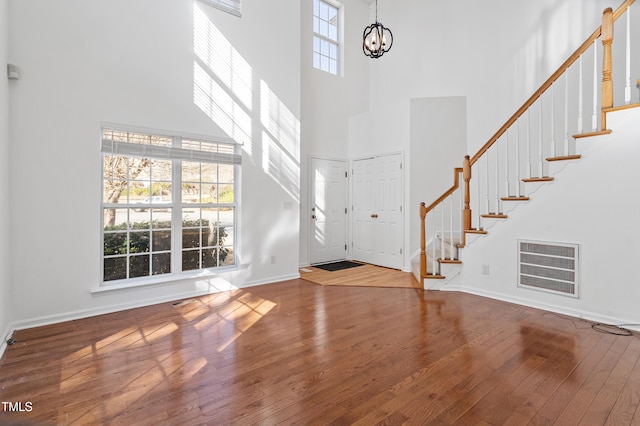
[313,0,339,75]
[101,128,238,285]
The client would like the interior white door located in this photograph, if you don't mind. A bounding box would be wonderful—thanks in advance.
[310,158,348,264]
[352,153,403,269]
[352,158,375,264]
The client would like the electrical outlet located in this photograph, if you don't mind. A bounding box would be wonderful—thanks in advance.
[482,264,490,275]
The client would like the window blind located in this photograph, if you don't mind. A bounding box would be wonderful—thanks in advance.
[198,0,242,17]
[101,129,242,165]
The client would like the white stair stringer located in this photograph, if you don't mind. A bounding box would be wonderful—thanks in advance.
[464,150,591,249]
[424,119,617,291]
[425,262,462,290]
[457,107,640,330]
[410,256,420,284]
[412,236,463,288]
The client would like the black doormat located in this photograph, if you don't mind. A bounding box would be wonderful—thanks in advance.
[313,261,364,272]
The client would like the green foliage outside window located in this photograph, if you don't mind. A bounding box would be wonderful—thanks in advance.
[103,219,229,281]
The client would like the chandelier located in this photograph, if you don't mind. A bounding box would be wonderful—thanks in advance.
[362,0,393,58]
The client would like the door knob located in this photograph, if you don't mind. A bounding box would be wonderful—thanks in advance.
[312,215,316,219]
[371,213,378,218]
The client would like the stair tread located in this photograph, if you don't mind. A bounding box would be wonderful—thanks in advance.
[573,129,612,139]
[439,259,462,264]
[465,229,488,235]
[523,177,554,182]
[546,155,581,162]
[481,214,507,218]
[424,274,446,280]
[501,196,529,201]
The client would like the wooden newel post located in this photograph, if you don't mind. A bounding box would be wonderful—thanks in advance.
[601,7,614,129]
[463,155,472,231]
[420,202,427,278]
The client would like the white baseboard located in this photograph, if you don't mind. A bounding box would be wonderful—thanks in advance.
[242,273,301,288]
[7,273,301,334]
[458,285,640,332]
[0,324,14,360]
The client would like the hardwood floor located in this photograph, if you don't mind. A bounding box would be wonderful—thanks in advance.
[300,263,421,289]
[1,279,639,425]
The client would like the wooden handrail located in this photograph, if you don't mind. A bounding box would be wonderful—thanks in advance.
[469,0,635,166]
[613,0,635,19]
[423,168,463,214]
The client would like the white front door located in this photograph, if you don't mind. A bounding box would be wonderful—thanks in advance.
[352,153,403,269]
[310,158,348,264]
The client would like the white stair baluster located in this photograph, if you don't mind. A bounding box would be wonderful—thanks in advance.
[564,72,569,156]
[476,162,482,229]
[578,55,584,133]
[516,120,521,196]
[431,214,437,275]
[449,194,454,260]
[459,186,463,246]
[485,153,491,214]
[592,39,598,131]
[505,130,510,197]
[495,142,500,213]
[539,98,544,177]
[625,7,631,105]
[527,108,532,178]
[440,204,445,265]
[551,84,556,158]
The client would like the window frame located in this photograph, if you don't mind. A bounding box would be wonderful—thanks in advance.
[312,0,343,76]
[99,125,241,288]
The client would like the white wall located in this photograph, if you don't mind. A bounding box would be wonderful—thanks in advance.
[351,0,616,158]
[460,108,640,328]
[364,0,614,154]
[0,0,11,350]
[7,0,301,328]
[409,96,467,256]
[299,0,370,266]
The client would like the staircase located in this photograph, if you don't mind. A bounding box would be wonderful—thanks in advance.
[415,0,639,288]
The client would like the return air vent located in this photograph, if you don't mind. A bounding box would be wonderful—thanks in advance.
[518,240,579,297]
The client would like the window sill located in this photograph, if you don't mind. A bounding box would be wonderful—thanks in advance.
[91,267,238,294]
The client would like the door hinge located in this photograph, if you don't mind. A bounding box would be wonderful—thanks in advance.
[345,208,348,214]
[345,244,348,250]
[400,248,403,254]
[400,163,403,169]
[345,171,348,178]
[400,205,402,212]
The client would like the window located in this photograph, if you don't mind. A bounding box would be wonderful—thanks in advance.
[313,0,340,75]
[198,0,241,17]
[101,127,240,285]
